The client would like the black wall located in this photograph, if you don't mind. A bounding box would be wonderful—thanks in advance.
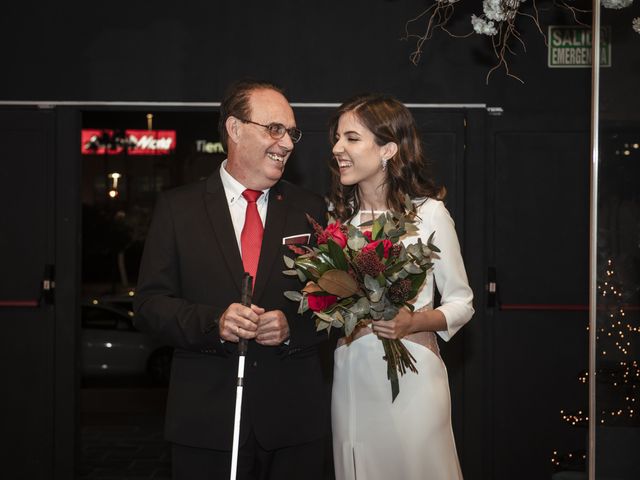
[0,1,602,110]
[4,2,636,116]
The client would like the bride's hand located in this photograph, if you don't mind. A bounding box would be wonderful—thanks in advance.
[371,308,413,339]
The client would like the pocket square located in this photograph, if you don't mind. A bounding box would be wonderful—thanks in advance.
[282,233,311,245]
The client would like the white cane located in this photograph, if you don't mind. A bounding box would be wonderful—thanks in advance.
[230,272,252,480]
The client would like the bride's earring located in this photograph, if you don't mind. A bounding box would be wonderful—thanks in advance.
[381,157,388,171]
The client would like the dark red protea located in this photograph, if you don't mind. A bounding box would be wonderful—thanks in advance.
[354,250,386,277]
[388,279,412,304]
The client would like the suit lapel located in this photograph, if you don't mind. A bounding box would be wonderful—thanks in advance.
[204,173,244,294]
[253,183,287,303]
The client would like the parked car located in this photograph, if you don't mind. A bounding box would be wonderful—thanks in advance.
[93,291,136,315]
[81,302,172,384]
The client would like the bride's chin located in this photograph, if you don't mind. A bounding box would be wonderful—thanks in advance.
[339,175,357,187]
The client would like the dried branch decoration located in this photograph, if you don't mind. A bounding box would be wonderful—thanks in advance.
[403,0,637,84]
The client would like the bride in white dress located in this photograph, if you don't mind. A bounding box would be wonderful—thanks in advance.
[328,94,474,480]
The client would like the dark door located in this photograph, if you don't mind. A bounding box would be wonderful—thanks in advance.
[0,107,76,479]
[487,112,590,479]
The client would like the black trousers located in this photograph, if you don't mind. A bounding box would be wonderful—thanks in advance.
[172,431,328,480]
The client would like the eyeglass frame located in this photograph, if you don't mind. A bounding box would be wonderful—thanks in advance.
[235,117,302,143]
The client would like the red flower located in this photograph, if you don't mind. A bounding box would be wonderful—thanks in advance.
[307,294,338,312]
[361,239,394,258]
[363,230,373,242]
[318,222,348,249]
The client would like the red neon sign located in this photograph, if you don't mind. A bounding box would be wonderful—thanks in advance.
[81,129,177,155]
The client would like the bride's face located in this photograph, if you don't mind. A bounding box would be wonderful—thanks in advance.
[332,111,387,188]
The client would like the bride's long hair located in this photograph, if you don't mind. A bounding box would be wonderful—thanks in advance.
[327,94,444,222]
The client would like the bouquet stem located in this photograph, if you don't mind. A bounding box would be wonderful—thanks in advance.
[381,338,418,401]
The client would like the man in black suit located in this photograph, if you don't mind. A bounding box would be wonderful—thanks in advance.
[134,80,328,480]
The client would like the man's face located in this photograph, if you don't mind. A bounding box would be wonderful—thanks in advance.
[226,88,296,190]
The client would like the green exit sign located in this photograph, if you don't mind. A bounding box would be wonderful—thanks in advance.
[548,26,611,68]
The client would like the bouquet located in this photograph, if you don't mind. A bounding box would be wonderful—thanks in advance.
[283,198,439,401]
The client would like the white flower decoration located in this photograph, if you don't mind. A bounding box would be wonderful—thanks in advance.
[471,14,498,36]
[601,0,633,9]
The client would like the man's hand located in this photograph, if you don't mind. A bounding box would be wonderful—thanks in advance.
[256,310,290,346]
[219,303,264,342]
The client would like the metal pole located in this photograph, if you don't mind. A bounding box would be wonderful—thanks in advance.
[588,1,601,479]
[230,273,252,480]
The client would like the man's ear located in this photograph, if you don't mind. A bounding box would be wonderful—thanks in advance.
[381,141,398,161]
[226,116,241,145]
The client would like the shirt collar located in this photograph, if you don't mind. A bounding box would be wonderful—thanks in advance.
[219,160,270,206]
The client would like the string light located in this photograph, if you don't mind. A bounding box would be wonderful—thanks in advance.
[554,258,639,471]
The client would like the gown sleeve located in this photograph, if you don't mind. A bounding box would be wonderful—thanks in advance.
[425,201,475,341]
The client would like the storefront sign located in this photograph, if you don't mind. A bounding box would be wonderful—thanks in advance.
[81,129,177,155]
[548,26,611,68]
[196,140,225,154]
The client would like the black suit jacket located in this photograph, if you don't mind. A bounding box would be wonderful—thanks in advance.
[134,172,328,450]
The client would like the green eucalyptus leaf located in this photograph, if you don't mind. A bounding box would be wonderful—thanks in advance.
[419,261,434,271]
[370,299,385,311]
[350,297,371,316]
[283,255,295,269]
[298,296,309,314]
[344,311,358,336]
[386,228,403,239]
[404,195,413,212]
[283,269,299,276]
[405,223,419,234]
[315,310,336,325]
[284,291,303,302]
[316,320,331,331]
[369,287,384,303]
[297,269,308,283]
[347,235,366,250]
[404,262,423,274]
[364,274,381,293]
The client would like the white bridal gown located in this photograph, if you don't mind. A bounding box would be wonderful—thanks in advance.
[332,199,474,480]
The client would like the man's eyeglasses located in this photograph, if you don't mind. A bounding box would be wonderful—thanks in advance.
[237,118,302,143]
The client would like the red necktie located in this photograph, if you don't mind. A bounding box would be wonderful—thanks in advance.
[241,189,264,282]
